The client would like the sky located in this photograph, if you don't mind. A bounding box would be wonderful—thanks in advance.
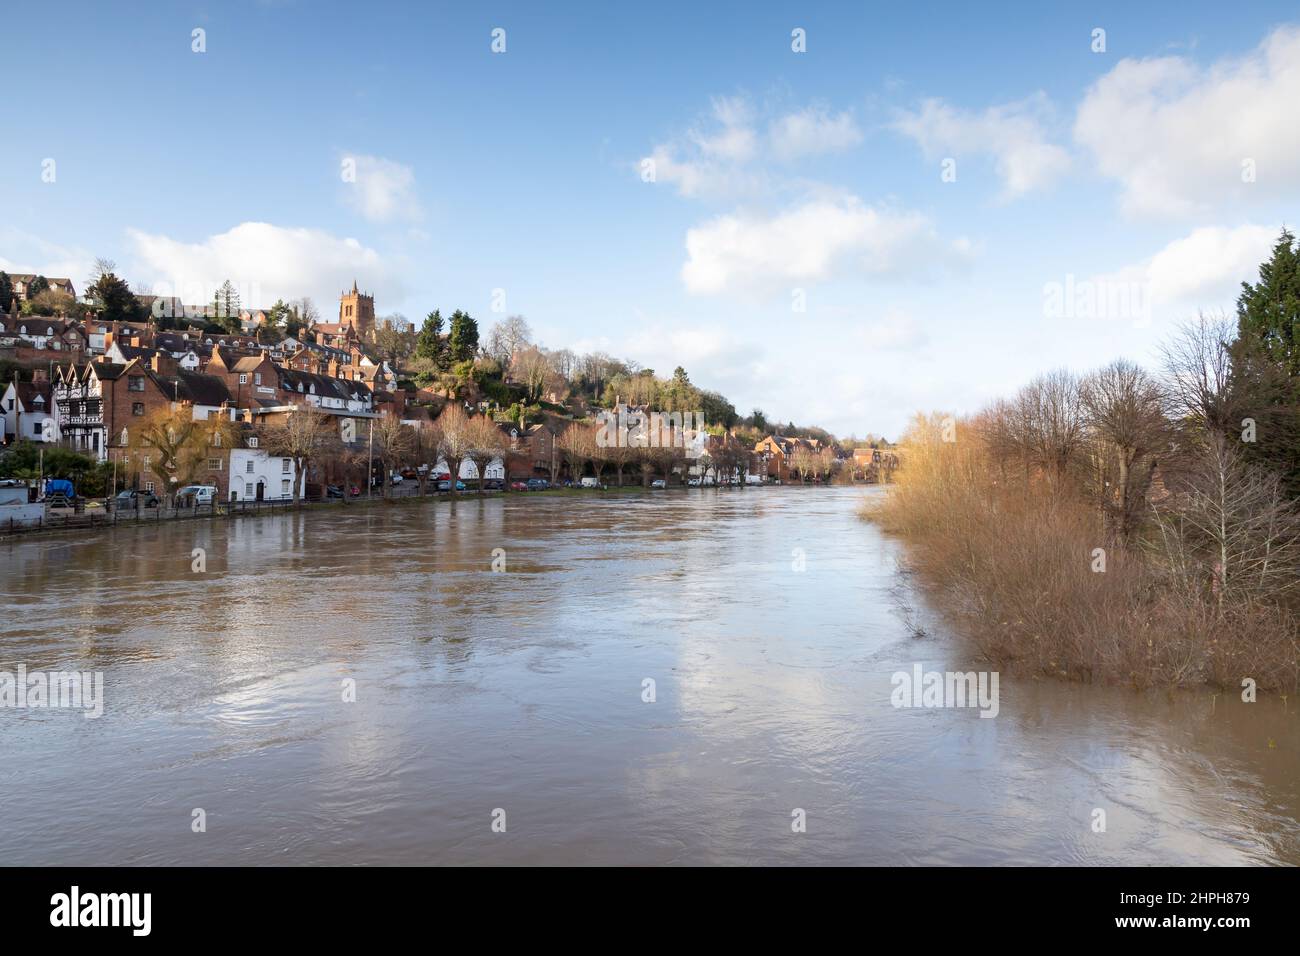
[4,0,1300,439]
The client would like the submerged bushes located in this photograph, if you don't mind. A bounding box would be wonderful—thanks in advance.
[866,323,1300,691]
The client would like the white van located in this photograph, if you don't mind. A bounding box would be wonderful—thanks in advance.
[177,484,217,505]
[580,476,603,489]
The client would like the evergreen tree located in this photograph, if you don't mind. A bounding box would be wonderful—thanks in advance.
[1234,227,1300,492]
[448,309,479,363]
[87,271,146,324]
[417,309,446,366]
[0,272,13,313]
[1237,228,1300,377]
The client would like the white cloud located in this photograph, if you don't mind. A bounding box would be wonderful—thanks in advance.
[894,94,1070,198]
[640,96,863,198]
[126,221,399,309]
[1075,26,1300,217]
[681,197,968,295]
[0,228,95,288]
[1094,223,1276,315]
[341,153,422,223]
[769,107,863,162]
[691,95,757,162]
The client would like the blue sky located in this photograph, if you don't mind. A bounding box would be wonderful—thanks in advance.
[4,1,1300,437]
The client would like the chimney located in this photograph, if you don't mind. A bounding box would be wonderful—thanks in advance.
[31,368,49,384]
[151,352,178,376]
[315,330,326,346]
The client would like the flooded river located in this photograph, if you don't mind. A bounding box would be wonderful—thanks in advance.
[1,487,1296,865]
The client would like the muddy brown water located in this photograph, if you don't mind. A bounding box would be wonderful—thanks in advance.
[1,487,1296,864]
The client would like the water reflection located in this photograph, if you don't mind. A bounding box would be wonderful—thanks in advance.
[0,488,1295,865]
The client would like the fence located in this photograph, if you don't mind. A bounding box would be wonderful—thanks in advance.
[1,483,500,538]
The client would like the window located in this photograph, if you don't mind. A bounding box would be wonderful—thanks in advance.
[246,460,254,474]
[208,458,221,471]
[245,482,254,497]
[144,481,154,493]
[143,456,151,469]
[281,479,290,495]
[238,374,248,384]
[247,437,258,448]
[212,433,221,447]
[132,402,144,416]
[282,458,291,473]
[254,373,261,385]
[128,377,145,392]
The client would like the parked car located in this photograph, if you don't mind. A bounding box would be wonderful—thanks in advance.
[390,472,404,484]
[687,477,702,487]
[526,478,550,491]
[437,479,467,491]
[115,489,160,509]
[176,484,217,506]
[509,481,529,492]
[483,478,505,490]
[400,468,420,480]
[650,479,667,489]
[580,476,605,489]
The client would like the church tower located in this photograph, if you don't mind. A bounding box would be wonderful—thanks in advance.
[338,280,375,336]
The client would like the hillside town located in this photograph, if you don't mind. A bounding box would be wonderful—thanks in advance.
[0,266,897,528]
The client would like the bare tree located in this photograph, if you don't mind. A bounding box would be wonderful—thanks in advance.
[260,405,341,506]
[1016,369,1087,482]
[1081,360,1169,544]
[599,443,631,487]
[466,414,508,494]
[436,403,474,496]
[410,420,440,495]
[559,422,590,483]
[486,315,533,365]
[1159,313,1241,434]
[371,413,414,499]
[789,446,815,483]
[511,345,559,405]
[1153,432,1300,604]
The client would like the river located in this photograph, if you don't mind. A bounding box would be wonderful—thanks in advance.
[1,486,1296,865]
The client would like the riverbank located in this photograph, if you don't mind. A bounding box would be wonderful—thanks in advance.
[862,418,1300,693]
[0,480,793,542]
